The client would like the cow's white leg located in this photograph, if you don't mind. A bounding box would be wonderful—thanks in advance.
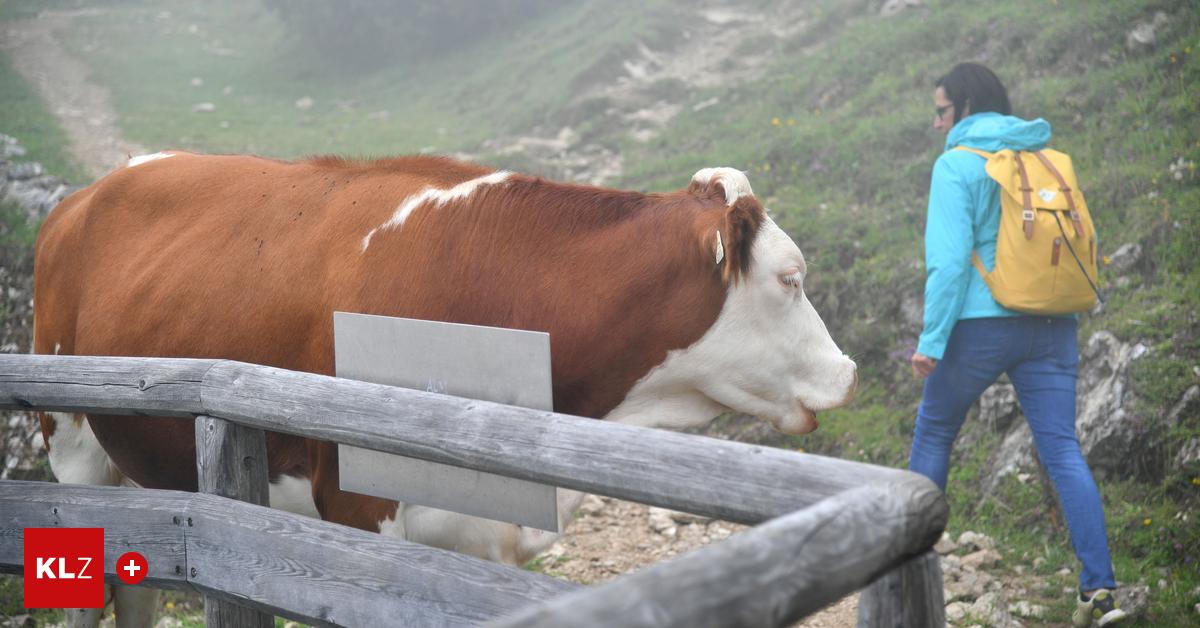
[380,489,586,566]
[268,474,321,518]
[45,412,125,488]
[45,413,157,628]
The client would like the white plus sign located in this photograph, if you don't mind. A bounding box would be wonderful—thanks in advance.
[123,560,142,577]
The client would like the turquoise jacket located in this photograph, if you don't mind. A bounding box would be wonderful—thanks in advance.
[916,112,1052,360]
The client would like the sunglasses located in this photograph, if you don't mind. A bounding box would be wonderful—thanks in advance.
[935,104,953,119]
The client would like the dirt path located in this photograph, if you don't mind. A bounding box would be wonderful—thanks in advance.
[550,495,860,627]
[1,9,145,179]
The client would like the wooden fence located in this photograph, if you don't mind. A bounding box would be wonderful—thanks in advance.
[0,355,946,627]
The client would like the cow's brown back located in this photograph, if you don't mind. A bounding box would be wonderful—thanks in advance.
[34,152,752,529]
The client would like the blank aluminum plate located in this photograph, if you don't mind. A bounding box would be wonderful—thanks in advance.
[333,311,561,532]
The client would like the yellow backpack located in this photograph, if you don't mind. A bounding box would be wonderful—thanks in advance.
[955,147,1101,315]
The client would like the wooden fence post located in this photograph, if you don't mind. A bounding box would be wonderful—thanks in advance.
[856,550,945,628]
[195,415,274,628]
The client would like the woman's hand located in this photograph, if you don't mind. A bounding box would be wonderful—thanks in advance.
[911,352,938,379]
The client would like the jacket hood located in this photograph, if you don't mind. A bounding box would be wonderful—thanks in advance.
[945,112,1052,153]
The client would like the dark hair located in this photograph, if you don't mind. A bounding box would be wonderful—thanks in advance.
[936,62,1012,123]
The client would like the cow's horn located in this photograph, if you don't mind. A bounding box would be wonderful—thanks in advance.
[714,230,725,265]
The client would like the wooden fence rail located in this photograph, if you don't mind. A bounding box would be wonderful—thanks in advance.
[0,481,576,626]
[0,354,947,626]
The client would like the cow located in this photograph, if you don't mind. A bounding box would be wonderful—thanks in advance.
[33,151,856,626]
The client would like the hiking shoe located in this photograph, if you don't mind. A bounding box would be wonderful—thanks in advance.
[1072,589,1128,627]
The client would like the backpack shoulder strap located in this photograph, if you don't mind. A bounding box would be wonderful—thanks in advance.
[952,146,994,159]
[951,147,998,281]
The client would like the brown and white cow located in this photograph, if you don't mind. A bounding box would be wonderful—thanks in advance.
[34,152,855,625]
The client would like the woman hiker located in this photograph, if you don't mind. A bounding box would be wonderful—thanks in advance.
[908,62,1126,627]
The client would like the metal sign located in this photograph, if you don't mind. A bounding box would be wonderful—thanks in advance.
[333,312,561,532]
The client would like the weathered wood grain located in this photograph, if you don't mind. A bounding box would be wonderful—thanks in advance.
[0,481,189,588]
[201,360,912,524]
[1,355,915,522]
[488,478,947,628]
[857,550,946,628]
[195,415,274,628]
[0,482,576,626]
[0,354,209,417]
[182,493,577,627]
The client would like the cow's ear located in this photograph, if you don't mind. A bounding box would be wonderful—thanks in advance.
[719,196,763,282]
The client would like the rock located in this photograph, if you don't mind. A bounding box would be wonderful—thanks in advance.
[944,579,972,603]
[1126,11,1170,52]
[1119,584,1151,619]
[983,334,1152,487]
[0,133,27,158]
[577,494,606,515]
[986,421,1036,492]
[935,531,959,555]
[664,509,711,526]
[1107,242,1142,273]
[957,531,996,551]
[945,601,968,622]
[979,383,1020,432]
[6,162,44,180]
[190,77,203,87]
[295,96,314,110]
[962,548,1002,570]
[1126,22,1157,50]
[3,178,71,218]
[192,102,216,113]
[1167,385,1200,428]
[1008,600,1047,619]
[647,507,678,537]
[1074,331,1151,473]
[969,591,1018,628]
[880,0,923,17]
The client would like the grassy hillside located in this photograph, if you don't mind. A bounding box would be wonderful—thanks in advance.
[2,0,1198,623]
[627,2,1197,623]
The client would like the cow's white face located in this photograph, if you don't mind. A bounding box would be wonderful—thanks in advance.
[607,215,856,434]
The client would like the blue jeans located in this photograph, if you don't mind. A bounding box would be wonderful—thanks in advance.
[909,316,1116,590]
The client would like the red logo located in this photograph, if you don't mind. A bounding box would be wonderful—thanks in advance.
[23,528,105,608]
[116,551,148,585]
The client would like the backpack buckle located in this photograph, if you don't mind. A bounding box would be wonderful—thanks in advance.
[1022,209,1036,240]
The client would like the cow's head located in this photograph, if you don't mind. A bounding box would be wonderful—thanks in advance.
[607,168,856,434]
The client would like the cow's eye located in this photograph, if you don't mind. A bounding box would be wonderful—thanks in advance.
[778,269,803,288]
